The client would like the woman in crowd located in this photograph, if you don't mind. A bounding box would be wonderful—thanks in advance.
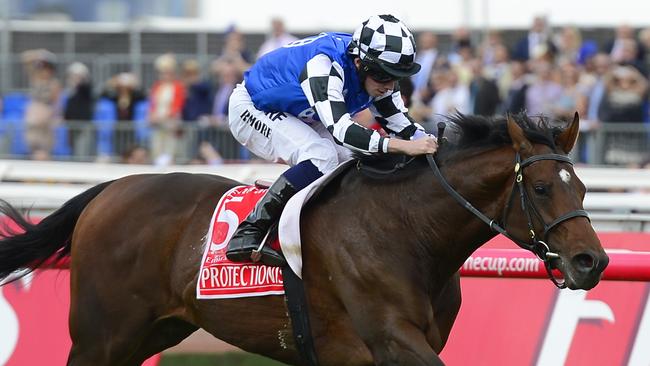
[22,49,61,160]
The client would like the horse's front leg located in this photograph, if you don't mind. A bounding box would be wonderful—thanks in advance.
[370,317,445,366]
[339,287,445,365]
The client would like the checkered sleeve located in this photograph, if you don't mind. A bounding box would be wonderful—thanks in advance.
[369,88,424,139]
[299,54,389,154]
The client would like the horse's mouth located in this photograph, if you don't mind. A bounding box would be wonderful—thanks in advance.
[553,255,605,291]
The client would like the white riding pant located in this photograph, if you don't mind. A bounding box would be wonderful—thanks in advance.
[228,83,351,174]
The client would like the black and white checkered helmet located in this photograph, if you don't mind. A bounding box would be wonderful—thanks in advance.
[350,14,421,79]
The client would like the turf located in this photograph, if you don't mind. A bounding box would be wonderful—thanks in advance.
[160,352,289,366]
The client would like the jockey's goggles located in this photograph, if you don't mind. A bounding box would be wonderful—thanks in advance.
[361,59,402,83]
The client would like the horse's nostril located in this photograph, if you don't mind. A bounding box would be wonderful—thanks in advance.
[571,253,596,273]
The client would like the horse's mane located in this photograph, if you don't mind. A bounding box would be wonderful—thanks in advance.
[355,113,563,180]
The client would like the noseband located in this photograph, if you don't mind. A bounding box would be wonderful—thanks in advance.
[426,152,590,289]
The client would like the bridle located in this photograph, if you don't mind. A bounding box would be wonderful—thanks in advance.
[426,148,590,289]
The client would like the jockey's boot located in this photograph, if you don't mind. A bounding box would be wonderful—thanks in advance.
[226,175,297,267]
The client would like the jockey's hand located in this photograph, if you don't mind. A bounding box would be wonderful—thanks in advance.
[387,135,438,156]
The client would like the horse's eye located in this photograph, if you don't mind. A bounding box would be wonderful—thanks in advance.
[533,184,549,196]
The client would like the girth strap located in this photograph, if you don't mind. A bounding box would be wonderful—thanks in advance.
[282,266,320,366]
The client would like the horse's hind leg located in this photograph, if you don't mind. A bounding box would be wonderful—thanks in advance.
[122,316,198,365]
[68,309,197,365]
[67,281,197,366]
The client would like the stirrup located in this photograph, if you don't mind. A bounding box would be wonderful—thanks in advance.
[251,226,286,267]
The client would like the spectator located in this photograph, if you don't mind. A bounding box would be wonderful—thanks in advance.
[63,62,93,122]
[554,26,583,65]
[447,27,472,66]
[525,60,562,116]
[413,56,450,106]
[613,39,647,76]
[98,72,146,155]
[513,16,554,61]
[585,53,612,123]
[449,30,474,85]
[502,60,529,114]
[194,57,244,159]
[101,72,146,121]
[211,57,242,126]
[599,65,648,123]
[409,60,451,125]
[62,62,94,157]
[552,62,587,121]
[468,59,500,116]
[483,44,512,103]
[638,27,650,72]
[411,31,439,95]
[256,18,298,58]
[606,25,645,64]
[430,67,470,117]
[479,30,505,66]
[219,29,253,75]
[181,59,213,122]
[599,65,649,165]
[121,145,150,164]
[149,53,186,165]
[188,142,224,166]
[22,49,61,159]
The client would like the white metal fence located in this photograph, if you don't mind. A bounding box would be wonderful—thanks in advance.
[0,159,648,231]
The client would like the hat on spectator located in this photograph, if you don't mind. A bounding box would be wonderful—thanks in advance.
[33,49,57,70]
[183,59,201,74]
[116,72,138,88]
[155,54,177,73]
[67,62,89,78]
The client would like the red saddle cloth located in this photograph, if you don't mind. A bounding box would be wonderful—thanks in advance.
[197,185,284,299]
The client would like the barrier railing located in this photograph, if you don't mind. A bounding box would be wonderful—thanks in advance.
[461,248,650,281]
[42,248,650,282]
[0,120,248,163]
[0,117,649,165]
[0,159,647,229]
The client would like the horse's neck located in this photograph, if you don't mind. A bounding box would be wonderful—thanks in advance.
[414,148,514,284]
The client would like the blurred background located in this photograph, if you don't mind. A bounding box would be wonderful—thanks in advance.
[1,1,650,365]
[0,0,649,166]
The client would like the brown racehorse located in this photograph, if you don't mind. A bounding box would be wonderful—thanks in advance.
[0,113,608,366]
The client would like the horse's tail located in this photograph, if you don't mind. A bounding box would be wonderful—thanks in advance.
[0,180,114,282]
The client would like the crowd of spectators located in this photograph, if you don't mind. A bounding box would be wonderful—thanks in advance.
[6,16,650,166]
[405,17,650,165]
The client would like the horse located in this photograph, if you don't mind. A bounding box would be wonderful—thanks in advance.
[0,112,608,366]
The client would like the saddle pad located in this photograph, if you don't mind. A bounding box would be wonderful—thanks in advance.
[279,160,355,279]
[197,185,284,299]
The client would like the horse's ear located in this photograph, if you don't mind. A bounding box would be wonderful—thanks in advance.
[507,114,532,152]
[555,112,580,153]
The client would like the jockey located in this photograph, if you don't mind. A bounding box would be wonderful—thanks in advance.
[227,14,438,266]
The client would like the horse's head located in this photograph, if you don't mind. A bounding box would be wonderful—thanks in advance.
[505,113,608,290]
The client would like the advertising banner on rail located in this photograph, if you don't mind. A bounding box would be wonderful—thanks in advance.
[0,232,648,365]
[442,232,650,366]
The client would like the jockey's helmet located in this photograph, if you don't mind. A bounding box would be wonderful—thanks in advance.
[349,14,421,82]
